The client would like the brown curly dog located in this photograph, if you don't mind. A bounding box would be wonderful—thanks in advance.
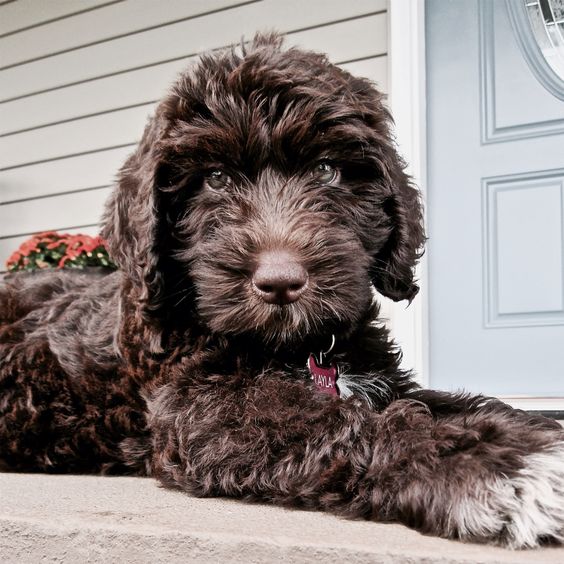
[1,34,563,548]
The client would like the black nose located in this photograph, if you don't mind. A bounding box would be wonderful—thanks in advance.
[252,251,308,305]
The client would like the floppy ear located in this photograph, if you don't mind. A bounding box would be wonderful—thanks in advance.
[101,108,167,322]
[350,79,425,303]
[371,163,425,302]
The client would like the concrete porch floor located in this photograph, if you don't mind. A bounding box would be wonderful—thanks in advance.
[1,473,563,563]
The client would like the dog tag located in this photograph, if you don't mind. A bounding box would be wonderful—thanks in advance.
[307,354,339,397]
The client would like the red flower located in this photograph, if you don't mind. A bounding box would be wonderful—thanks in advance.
[6,251,22,267]
[80,236,102,253]
[18,238,40,257]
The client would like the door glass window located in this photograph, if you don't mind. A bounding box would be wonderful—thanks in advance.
[525,0,564,80]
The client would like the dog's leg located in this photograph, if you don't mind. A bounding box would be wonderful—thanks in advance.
[0,336,146,473]
[148,372,564,548]
[370,397,564,548]
[0,272,150,474]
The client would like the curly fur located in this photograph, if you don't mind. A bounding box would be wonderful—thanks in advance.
[1,35,563,548]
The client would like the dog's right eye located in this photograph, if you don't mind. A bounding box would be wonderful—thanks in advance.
[311,162,338,185]
[205,170,232,191]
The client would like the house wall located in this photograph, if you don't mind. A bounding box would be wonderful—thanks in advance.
[0,0,389,270]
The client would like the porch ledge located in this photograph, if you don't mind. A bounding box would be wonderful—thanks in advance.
[1,474,563,563]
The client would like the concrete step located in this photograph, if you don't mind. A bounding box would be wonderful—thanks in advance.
[1,474,563,563]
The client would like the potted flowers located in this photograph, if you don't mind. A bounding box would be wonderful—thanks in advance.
[6,231,116,272]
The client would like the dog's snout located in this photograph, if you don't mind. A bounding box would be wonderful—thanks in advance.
[252,251,308,305]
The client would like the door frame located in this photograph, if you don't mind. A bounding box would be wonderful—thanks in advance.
[388,0,564,412]
[388,0,429,387]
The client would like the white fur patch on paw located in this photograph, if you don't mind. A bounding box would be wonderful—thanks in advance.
[501,442,564,548]
[450,441,564,548]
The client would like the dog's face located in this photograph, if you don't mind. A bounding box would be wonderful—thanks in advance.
[103,35,424,346]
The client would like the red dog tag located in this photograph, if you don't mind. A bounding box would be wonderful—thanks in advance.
[307,354,339,396]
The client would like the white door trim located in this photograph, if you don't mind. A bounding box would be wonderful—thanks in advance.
[388,0,429,386]
[501,397,564,412]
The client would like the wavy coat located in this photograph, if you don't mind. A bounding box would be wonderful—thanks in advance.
[1,35,563,548]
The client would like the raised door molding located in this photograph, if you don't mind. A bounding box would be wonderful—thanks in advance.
[482,168,564,328]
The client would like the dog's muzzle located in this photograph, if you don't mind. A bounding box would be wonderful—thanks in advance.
[252,250,308,305]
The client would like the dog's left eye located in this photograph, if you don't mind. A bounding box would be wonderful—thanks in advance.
[311,162,338,185]
[205,170,232,190]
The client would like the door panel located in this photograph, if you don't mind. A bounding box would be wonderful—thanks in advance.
[426,0,564,398]
[490,1,564,130]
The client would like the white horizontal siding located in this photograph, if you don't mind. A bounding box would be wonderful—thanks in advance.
[0,147,131,204]
[0,0,389,270]
[0,0,111,36]
[0,13,387,135]
[0,0,243,67]
[0,105,150,169]
[0,187,112,238]
[0,60,188,135]
[341,56,388,93]
[0,0,385,101]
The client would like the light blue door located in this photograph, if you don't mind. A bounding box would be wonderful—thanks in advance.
[426,0,564,401]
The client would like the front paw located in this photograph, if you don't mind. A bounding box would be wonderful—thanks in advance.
[453,441,564,548]
[499,441,564,548]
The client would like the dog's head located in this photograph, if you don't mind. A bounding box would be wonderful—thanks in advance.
[102,34,424,346]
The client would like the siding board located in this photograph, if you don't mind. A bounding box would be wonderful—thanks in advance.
[0,14,387,138]
[0,106,150,170]
[0,0,245,67]
[0,188,111,238]
[0,0,112,37]
[0,58,191,135]
[341,55,388,92]
[0,147,131,204]
[0,0,385,101]
[290,14,387,68]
